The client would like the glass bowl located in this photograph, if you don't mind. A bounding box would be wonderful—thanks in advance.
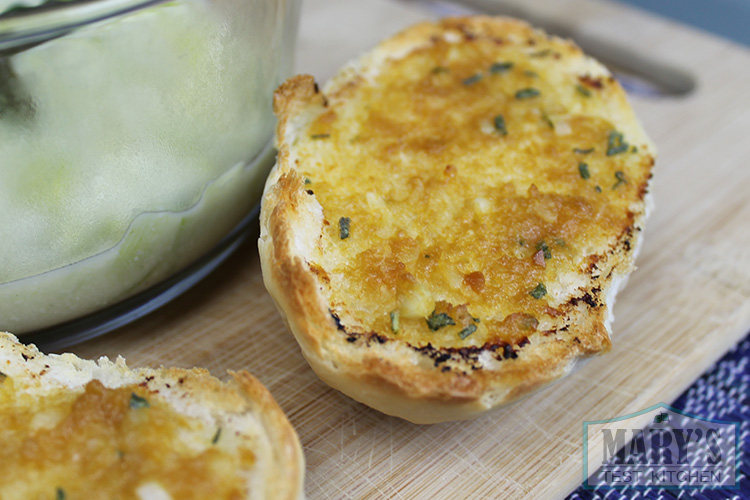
[0,0,300,347]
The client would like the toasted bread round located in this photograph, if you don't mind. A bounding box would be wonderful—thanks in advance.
[0,333,304,500]
[259,16,655,423]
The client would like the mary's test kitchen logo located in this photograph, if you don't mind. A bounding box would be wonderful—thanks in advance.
[583,403,740,490]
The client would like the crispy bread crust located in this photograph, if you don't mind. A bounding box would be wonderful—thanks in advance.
[260,16,654,423]
[0,333,304,500]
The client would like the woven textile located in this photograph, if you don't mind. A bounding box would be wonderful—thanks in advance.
[568,335,750,499]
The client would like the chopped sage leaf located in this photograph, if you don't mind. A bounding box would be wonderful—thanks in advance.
[631,145,638,153]
[595,185,602,193]
[212,427,222,445]
[530,283,547,299]
[613,171,627,189]
[531,49,551,58]
[304,178,312,185]
[339,217,351,240]
[518,238,526,246]
[426,311,455,331]
[56,488,66,500]
[129,393,149,409]
[390,310,400,334]
[472,316,481,323]
[606,130,629,156]
[536,241,552,260]
[574,147,594,154]
[490,61,513,74]
[515,88,540,99]
[578,162,590,179]
[541,111,554,129]
[310,133,330,140]
[462,73,483,86]
[576,84,592,97]
[459,324,478,340]
[493,114,508,135]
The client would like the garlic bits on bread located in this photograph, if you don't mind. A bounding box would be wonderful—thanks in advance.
[0,333,304,499]
[259,16,655,424]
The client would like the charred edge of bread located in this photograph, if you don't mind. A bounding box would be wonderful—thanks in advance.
[0,332,304,500]
[260,16,655,423]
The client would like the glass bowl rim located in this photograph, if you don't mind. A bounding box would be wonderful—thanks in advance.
[0,0,169,52]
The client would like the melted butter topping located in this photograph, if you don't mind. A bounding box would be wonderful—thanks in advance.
[0,378,253,499]
[299,28,653,348]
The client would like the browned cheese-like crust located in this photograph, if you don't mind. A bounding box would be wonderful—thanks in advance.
[0,333,304,500]
[259,16,655,423]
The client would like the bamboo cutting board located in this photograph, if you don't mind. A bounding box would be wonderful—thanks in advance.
[67,0,750,498]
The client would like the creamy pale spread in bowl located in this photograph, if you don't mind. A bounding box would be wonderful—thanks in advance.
[0,0,300,338]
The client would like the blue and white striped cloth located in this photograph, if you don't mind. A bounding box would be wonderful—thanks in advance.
[568,336,750,500]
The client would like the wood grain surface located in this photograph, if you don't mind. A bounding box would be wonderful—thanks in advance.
[67,0,750,498]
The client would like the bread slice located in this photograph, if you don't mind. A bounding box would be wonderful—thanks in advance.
[259,16,655,424]
[0,332,304,500]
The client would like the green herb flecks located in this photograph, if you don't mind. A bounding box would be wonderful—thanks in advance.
[390,310,400,334]
[458,324,477,340]
[463,73,483,86]
[541,111,554,130]
[613,171,627,189]
[606,130,629,156]
[493,114,508,135]
[530,283,547,299]
[576,84,592,97]
[432,66,449,74]
[518,238,526,246]
[631,145,639,153]
[530,49,552,58]
[339,217,351,240]
[536,241,552,260]
[595,185,602,193]
[129,393,149,409]
[426,311,455,331]
[573,147,594,154]
[578,162,590,180]
[310,133,330,140]
[56,488,66,500]
[490,61,513,74]
[304,178,312,185]
[212,427,222,445]
[515,88,540,99]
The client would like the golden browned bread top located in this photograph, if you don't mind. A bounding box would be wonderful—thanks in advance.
[0,333,304,500]
[261,16,655,423]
